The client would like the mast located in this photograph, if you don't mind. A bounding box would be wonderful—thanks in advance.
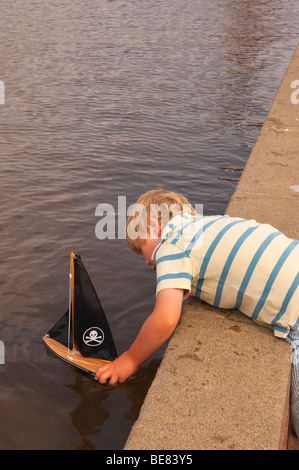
[67,252,76,355]
[71,252,75,351]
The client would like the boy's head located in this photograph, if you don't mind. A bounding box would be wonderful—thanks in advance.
[126,189,196,258]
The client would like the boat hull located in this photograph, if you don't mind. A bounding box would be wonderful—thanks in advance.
[42,336,111,376]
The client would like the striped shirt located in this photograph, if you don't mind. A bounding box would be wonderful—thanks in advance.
[151,213,299,339]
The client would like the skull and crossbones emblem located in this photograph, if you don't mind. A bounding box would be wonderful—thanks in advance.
[83,327,104,346]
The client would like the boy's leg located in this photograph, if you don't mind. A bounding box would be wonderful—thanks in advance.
[286,328,299,437]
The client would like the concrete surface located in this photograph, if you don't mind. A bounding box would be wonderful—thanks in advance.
[124,43,299,450]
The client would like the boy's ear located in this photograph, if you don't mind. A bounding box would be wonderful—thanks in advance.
[147,218,161,239]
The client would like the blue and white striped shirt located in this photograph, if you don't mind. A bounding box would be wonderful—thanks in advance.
[152,213,299,338]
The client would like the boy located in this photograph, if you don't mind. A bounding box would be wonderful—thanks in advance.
[95,189,299,437]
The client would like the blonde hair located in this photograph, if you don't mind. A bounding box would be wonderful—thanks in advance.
[126,189,196,254]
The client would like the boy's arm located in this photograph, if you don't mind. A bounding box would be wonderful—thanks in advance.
[94,288,184,384]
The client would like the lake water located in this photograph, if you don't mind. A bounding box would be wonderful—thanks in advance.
[0,0,298,450]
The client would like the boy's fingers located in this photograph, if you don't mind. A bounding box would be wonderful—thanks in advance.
[98,371,111,384]
[95,368,120,385]
[94,364,110,380]
[109,374,119,385]
[99,375,110,384]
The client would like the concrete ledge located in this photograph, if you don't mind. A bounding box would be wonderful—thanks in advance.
[125,43,299,450]
[125,303,291,450]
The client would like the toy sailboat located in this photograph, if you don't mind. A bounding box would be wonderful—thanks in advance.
[42,252,118,376]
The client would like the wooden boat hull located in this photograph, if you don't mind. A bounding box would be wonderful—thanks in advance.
[42,336,111,376]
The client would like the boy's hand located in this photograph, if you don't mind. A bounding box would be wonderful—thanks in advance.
[94,351,139,385]
[95,288,184,385]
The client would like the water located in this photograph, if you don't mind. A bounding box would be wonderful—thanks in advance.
[0,0,298,450]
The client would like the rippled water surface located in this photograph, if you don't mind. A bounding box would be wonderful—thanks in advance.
[0,0,298,449]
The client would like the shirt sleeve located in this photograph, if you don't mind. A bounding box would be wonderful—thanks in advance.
[155,243,194,298]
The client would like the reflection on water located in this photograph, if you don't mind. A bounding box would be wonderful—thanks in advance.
[68,359,162,450]
[0,0,298,449]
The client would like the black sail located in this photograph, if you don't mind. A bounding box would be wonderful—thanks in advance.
[72,254,118,361]
[47,309,72,349]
